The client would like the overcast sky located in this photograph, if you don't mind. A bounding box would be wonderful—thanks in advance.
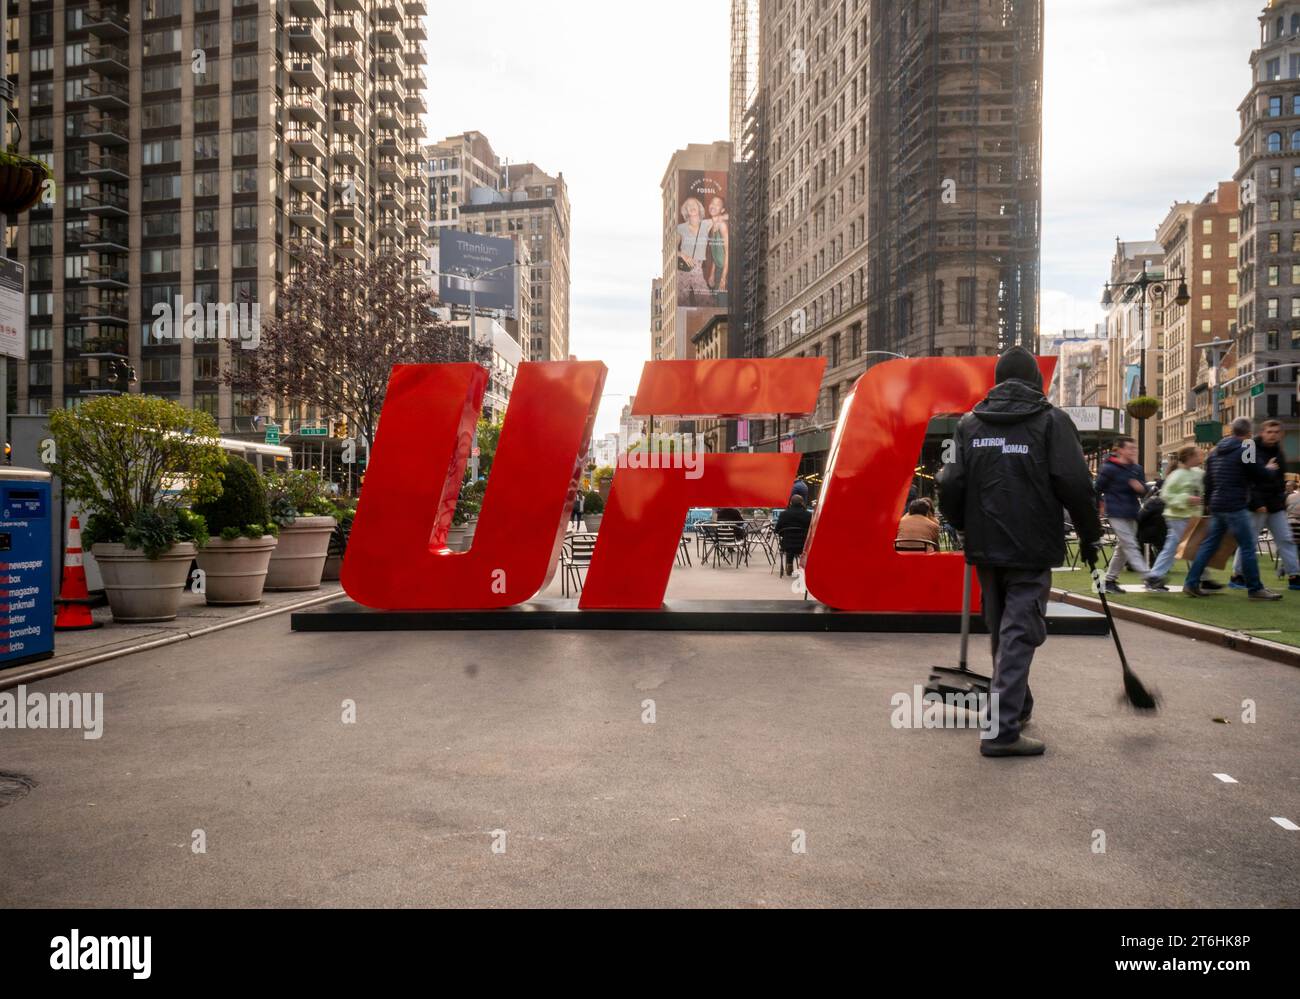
[426,0,1260,435]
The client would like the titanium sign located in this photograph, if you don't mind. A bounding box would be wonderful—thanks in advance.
[438,229,518,312]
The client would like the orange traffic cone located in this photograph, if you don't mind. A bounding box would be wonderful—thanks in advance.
[55,515,102,631]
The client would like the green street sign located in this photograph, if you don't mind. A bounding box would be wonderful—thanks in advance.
[1250,382,1265,397]
[300,426,328,436]
[1215,388,1227,401]
[1194,421,1222,444]
[264,425,280,445]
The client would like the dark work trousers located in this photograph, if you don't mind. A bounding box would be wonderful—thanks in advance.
[975,566,1051,745]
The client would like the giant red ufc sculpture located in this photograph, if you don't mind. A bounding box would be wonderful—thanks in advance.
[341,355,1056,613]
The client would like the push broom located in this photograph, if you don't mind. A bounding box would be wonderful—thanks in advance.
[1091,562,1160,712]
[925,562,991,700]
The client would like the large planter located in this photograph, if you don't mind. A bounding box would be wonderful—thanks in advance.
[265,515,335,591]
[584,514,603,533]
[196,535,277,606]
[0,160,49,215]
[322,554,342,581]
[92,542,197,623]
[461,517,479,550]
[445,524,467,551]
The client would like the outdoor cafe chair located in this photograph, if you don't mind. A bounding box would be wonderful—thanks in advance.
[560,532,598,597]
[894,538,940,554]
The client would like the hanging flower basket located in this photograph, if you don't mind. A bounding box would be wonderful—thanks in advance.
[1126,396,1160,421]
[0,150,53,216]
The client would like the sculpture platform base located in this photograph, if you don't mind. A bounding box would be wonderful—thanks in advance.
[292,599,1108,635]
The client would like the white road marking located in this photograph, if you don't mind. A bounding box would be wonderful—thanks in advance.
[1271,817,1299,831]
[1213,773,1238,783]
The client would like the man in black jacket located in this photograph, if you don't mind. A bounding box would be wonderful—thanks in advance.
[1229,419,1299,590]
[774,495,812,575]
[938,347,1103,757]
[1185,418,1284,599]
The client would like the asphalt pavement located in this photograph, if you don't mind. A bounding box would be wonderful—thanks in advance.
[1,576,1295,906]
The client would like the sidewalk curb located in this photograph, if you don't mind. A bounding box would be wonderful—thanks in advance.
[1051,587,1300,668]
[0,590,347,692]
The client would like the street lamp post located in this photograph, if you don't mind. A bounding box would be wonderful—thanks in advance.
[1100,243,1190,471]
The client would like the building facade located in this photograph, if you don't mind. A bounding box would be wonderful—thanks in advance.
[1157,183,1240,457]
[1234,0,1300,460]
[1101,240,1166,468]
[730,0,1044,473]
[10,0,430,431]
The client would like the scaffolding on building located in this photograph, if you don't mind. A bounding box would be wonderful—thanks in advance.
[867,0,1042,360]
[730,0,767,359]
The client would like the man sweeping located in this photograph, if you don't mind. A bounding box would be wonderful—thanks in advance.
[938,347,1103,757]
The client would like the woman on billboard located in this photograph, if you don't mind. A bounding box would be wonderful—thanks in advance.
[704,195,729,307]
[676,196,714,306]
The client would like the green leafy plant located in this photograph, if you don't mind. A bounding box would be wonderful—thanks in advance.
[123,507,209,559]
[49,395,224,558]
[451,479,485,527]
[264,469,338,527]
[1126,396,1161,421]
[594,466,615,487]
[582,490,604,515]
[192,456,273,542]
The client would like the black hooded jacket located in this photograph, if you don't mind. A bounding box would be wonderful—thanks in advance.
[938,379,1102,570]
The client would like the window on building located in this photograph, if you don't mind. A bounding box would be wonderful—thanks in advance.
[957,277,976,324]
[1268,132,1283,152]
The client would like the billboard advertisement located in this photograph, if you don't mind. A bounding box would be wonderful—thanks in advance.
[674,170,729,309]
[438,229,518,312]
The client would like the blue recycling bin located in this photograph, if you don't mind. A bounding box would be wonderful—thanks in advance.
[0,468,55,669]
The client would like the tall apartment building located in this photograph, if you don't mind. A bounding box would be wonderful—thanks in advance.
[458,166,569,363]
[10,0,430,431]
[428,131,571,362]
[1157,183,1240,456]
[1234,0,1300,457]
[426,129,499,233]
[1101,240,1166,467]
[660,141,734,362]
[729,0,1043,471]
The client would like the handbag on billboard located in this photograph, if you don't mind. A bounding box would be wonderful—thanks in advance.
[1176,516,1238,570]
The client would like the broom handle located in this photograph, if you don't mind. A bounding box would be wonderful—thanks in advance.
[1095,583,1130,671]
[958,561,972,669]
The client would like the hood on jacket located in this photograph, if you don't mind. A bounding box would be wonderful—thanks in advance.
[972,379,1052,425]
[1214,435,1246,457]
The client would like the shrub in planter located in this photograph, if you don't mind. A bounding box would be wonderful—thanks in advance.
[453,479,485,550]
[0,149,55,216]
[1126,396,1161,421]
[323,498,356,581]
[50,395,224,623]
[191,457,280,605]
[264,470,338,590]
[582,489,605,532]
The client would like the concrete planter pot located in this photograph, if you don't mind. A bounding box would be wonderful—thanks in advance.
[322,554,342,581]
[584,514,603,533]
[92,542,197,623]
[265,515,335,591]
[445,524,467,551]
[196,535,277,606]
[461,517,479,550]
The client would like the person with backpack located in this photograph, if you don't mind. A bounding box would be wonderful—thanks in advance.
[1184,418,1283,600]
[1227,419,1300,591]
[938,347,1103,758]
[1094,437,1150,593]
[1144,445,1203,591]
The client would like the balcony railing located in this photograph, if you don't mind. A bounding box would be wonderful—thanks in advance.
[83,115,130,145]
[86,44,130,74]
[287,19,327,53]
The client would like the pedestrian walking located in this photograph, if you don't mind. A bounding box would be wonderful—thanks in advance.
[1228,419,1300,591]
[1144,445,1204,591]
[938,347,1103,757]
[1095,436,1149,593]
[1184,418,1284,600]
[571,490,584,530]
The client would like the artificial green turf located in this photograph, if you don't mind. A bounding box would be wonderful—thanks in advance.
[1051,560,1300,649]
